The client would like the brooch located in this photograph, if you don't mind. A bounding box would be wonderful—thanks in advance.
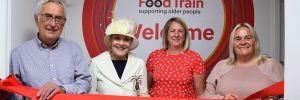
[130,75,142,95]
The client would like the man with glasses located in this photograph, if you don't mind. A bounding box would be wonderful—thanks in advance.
[9,0,91,99]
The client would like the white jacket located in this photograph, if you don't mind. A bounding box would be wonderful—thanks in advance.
[89,51,149,96]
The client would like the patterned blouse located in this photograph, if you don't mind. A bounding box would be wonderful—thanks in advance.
[146,49,205,98]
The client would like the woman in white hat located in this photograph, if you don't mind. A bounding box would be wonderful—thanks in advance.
[89,19,149,96]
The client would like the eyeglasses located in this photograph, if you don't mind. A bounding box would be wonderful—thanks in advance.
[39,13,66,24]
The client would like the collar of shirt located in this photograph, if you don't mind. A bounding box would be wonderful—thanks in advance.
[35,33,60,50]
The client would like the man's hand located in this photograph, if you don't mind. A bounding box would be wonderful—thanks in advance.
[37,82,65,100]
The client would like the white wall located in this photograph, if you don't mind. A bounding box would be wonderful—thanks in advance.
[10,0,39,50]
[0,0,39,79]
[285,0,300,99]
[280,0,285,62]
[254,0,281,61]
[63,0,90,63]
[0,0,10,79]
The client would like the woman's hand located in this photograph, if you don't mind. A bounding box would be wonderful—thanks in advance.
[224,93,239,99]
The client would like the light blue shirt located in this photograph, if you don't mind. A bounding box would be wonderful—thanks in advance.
[10,35,91,99]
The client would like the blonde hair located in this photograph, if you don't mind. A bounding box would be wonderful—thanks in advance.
[227,22,267,64]
[162,17,190,50]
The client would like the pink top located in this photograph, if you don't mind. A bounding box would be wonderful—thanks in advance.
[146,49,205,98]
[202,58,284,99]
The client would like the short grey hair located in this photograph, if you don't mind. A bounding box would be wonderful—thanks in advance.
[34,0,67,17]
[162,17,190,50]
[227,22,267,64]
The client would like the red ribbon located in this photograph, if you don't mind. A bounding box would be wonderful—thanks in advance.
[0,75,38,99]
[0,75,198,100]
[245,80,284,100]
[0,75,284,100]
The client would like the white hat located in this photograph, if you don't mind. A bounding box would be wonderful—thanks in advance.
[104,19,139,50]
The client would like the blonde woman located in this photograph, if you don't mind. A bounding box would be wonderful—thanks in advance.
[146,17,206,98]
[203,22,284,99]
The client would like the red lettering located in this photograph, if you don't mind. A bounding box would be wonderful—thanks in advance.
[137,23,163,40]
[136,24,143,39]
[185,0,191,8]
[163,0,171,8]
[188,28,201,40]
[196,0,204,8]
[137,23,213,40]
[155,23,163,39]
[139,0,145,7]
[203,28,214,40]
[176,0,204,8]
[188,27,214,40]
[143,28,153,40]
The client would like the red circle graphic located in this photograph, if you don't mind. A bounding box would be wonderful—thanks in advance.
[82,0,254,75]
